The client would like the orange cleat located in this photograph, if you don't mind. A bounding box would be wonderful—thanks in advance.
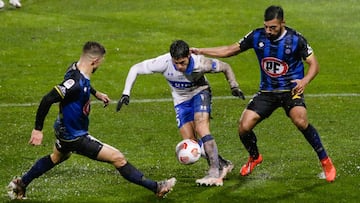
[240,154,263,176]
[321,157,336,182]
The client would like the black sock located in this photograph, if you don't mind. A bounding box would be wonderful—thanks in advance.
[21,155,55,187]
[117,162,157,193]
[239,131,259,159]
[301,124,327,160]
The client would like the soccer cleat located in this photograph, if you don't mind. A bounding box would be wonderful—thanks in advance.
[196,175,223,186]
[219,160,234,180]
[7,178,26,200]
[240,154,263,176]
[9,0,21,8]
[156,177,176,198]
[321,157,336,182]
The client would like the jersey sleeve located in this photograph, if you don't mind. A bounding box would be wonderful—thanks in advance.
[239,30,255,52]
[297,34,313,60]
[34,88,62,130]
[54,78,81,100]
[122,54,169,96]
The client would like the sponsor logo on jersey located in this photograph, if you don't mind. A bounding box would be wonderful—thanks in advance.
[261,57,289,77]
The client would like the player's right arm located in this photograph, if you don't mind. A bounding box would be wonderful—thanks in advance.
[191,43,241,58]
[117,54,168,112]
[30,88,62,145]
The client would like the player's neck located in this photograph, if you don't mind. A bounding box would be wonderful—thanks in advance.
[76,61,92,78]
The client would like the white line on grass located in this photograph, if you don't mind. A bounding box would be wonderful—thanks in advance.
[0,93,359,107]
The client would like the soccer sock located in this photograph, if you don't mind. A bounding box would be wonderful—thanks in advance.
[301,124,328,160]
[21,155,56,187]
[117,162,157,193]
[239,130,259,159]
[218,155,228,169]
[201,135,220,174]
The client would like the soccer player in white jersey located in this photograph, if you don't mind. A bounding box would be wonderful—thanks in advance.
[116,40,245,186]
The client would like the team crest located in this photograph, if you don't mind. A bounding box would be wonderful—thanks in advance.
[261,57,289,77]
[63,79,75,89]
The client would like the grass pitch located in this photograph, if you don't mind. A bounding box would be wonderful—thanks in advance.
[1,0,359,202]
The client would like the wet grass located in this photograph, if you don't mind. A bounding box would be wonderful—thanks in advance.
[1,0,359,202]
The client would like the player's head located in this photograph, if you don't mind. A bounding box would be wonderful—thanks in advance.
[82,41,106,73]
[170,40,191,72]
[264,5,285,41]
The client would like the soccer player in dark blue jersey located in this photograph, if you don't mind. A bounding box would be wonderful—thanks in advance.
[191,5,336,182]
[7,41,176,200]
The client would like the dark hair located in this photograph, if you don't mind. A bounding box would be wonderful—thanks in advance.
[264,5,284,21]
[83,41,106,56]
[170,40,189,59]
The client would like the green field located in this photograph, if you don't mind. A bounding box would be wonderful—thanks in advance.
[1,0,359,202]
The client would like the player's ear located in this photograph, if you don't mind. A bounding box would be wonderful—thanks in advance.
[91,57,100,65]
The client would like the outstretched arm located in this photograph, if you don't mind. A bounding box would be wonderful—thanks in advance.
[117,57,164,112]
[217,60,245,100]
[191,43,241,58]
[202,56,245,99]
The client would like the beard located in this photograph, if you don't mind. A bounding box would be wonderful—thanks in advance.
[266,32,281,41]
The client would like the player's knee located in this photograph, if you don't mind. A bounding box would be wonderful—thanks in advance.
[293,118,308,130]
[111,151,127,167]
[238,121,251,135]
[50,153,71,164]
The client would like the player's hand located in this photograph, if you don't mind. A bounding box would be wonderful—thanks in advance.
[190,47,200,55]
[291,79,307,95]
[29,129,43,146]
[116,94,130,112]
[95,91,111,107]
[231,87,245,100]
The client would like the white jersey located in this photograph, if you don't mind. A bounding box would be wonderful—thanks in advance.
[122,53,239,106]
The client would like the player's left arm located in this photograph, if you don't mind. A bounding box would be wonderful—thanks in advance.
[203,57,245,99]
[291,37,320,95]
[30,88,62,145]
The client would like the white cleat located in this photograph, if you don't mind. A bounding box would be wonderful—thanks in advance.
[7,178,26,200]
[9,0,21,8]
[219,161,234,179]
[196,175,223,186]
[156,177,176,198]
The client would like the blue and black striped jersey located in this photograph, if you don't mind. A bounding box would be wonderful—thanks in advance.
[54,62,91,140]
[239,27,313,92]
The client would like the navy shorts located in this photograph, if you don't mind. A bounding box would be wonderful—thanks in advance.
[55,134,103,160]
[247,91,306,119]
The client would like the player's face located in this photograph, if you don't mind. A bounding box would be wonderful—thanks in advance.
[264,18,284,41]
[172,56,190,72]
[92,56,104,73]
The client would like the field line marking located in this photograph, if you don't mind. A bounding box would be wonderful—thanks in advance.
[0,93,359,107]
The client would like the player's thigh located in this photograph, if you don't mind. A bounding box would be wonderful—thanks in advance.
[194,112,210,136]
[239,109,261,133]
[179,122,197,140]
[97,143,126,167]
[175,100,193,129]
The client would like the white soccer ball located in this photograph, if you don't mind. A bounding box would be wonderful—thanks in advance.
[175,139,201,165]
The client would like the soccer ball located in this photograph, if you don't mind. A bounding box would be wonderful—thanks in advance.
[175,139,201,165]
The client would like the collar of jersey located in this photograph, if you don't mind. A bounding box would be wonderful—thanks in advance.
[185,56,195,74]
